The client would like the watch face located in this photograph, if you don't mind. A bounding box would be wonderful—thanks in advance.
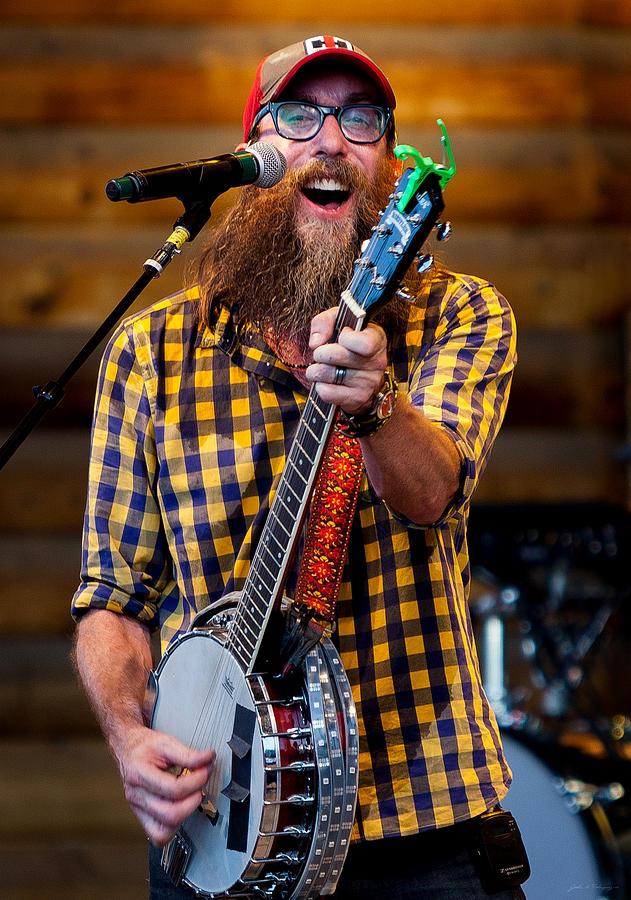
[377,390,395,420]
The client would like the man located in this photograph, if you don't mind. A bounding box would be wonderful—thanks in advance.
[73,35,522,898]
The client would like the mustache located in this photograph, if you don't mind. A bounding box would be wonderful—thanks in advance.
[288,156,368,191]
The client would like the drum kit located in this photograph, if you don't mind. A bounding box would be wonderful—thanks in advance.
[469,503,631,899]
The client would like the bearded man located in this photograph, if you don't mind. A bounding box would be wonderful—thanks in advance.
[72,35,524,899]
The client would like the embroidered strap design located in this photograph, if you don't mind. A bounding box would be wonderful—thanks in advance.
[293,424,364,621]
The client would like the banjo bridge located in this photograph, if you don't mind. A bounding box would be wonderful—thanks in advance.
[198,795,220,826]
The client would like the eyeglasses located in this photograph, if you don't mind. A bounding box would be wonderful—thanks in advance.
[252,101,393,145]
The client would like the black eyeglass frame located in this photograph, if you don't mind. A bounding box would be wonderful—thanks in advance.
[251,101,394,145]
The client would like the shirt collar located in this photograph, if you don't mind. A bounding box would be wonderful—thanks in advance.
[200,302,307,392]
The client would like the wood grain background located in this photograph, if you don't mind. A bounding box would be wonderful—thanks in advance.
[1,5,630,897]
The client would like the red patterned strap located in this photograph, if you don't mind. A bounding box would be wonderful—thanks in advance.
[293,424,364,622]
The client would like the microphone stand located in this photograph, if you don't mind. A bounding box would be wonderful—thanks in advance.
[0,197,213,471]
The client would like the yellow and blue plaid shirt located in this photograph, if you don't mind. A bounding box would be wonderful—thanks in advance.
[72,269,516,840]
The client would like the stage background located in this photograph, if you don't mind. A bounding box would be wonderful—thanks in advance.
[1,4,630,897]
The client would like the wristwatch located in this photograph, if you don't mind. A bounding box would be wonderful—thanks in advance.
[337,370,398,438]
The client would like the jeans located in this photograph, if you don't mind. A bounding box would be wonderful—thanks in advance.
[331,828,526,899]
[148,820,527,899]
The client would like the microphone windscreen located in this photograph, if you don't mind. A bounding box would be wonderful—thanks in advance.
[248,142,287,188]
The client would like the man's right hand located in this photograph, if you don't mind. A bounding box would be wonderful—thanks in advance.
[118,725,215,847]
[73,611,216,848]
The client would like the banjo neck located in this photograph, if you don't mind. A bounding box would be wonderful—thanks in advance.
[223,150,451,677]
[225,294,367,675]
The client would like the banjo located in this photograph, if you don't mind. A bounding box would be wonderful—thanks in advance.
[150,128,455,899]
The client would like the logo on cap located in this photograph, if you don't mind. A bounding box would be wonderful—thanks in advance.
[304,36,354,55]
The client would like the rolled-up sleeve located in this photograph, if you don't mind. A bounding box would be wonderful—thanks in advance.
[408,276,517,522]
[71,320,170,629]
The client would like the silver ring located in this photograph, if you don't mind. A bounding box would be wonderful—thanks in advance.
[333,366,346,386]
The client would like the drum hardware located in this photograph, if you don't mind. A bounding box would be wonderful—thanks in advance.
[475,572,631,760]
[469,504,631,897]
[472,568,628,751]
[555,776,625,814]
[609,714,631,744]
[474,583,536,729]
[501,732,628,899]
[469,503,631,732]
[503,585,623,751]
[560,718,631,764]
[509,567,614,725]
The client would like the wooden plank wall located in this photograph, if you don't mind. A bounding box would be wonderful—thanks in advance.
[1,5,630,897]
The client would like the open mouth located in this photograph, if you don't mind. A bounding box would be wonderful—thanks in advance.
[301,177,351,210]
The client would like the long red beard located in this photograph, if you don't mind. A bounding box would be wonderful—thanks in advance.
[195,155,410,356]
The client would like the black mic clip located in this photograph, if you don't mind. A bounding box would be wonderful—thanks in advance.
[107,143,287,275]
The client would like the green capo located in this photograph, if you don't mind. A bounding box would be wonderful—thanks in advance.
[394,119,456,213]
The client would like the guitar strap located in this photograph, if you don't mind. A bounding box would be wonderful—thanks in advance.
[293,421,364,622]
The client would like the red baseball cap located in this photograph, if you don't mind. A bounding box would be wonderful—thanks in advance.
[243,35,396,142]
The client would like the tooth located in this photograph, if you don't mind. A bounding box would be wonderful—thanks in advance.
[305,178,346,191]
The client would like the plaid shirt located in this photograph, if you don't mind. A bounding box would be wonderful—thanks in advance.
[72,270,516,840]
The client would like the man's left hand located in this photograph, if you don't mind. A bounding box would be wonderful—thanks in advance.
[306,307,387,415]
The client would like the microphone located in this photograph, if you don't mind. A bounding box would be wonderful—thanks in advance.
[105,141,287,203]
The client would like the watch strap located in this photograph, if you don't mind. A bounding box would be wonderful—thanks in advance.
[336,370,398,439]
